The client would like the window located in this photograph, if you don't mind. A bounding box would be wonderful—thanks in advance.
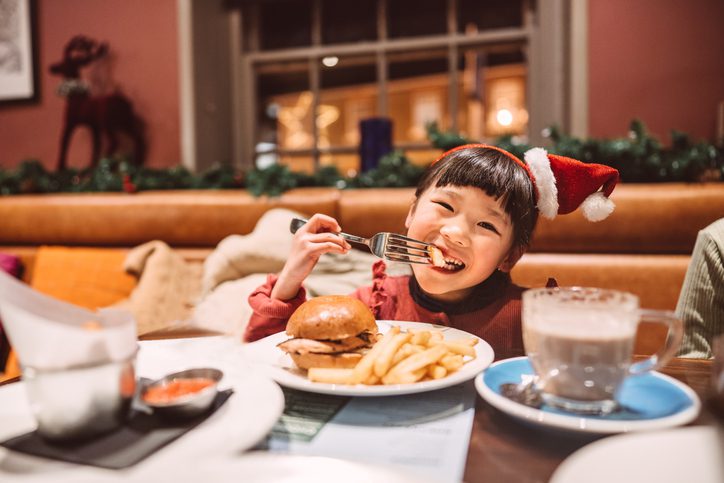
[321,0,377,45]
[257,0,311,51]
[238,0,533,172]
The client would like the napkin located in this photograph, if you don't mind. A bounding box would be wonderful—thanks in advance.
[0,270,137,370]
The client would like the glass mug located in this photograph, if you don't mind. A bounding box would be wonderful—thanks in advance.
[522,287,683,414]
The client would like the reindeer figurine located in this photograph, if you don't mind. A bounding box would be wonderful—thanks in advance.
[50,35,146,170]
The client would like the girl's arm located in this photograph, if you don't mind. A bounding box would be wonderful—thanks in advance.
[243,273,308,342]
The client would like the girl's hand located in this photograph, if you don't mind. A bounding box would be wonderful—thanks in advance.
[271,214,351,300]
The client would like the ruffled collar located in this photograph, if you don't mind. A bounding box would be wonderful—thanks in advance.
[409,269,511,315]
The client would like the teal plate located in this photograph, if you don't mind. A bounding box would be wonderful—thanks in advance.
[475,357,701,434]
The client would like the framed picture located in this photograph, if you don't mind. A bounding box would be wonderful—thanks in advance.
[0,0,38,104]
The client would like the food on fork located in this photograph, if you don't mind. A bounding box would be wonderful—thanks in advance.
[428,246,446,267]
[277,296,379,370]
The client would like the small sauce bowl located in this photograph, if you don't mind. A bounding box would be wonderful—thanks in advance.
[141,368,223,419]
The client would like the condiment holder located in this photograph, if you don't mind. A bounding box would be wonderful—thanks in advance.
[141,368,224,419]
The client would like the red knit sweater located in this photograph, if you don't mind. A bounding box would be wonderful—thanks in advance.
[244,261,527,356]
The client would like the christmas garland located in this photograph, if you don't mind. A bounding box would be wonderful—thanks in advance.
[1,120,721,197]
[495,120,723,184]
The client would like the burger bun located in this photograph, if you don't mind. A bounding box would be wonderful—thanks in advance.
[287,295,377,340]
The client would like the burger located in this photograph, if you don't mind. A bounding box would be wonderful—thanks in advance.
[277,295,378,370]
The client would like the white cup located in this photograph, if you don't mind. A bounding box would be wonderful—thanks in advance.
[522,287,683,414]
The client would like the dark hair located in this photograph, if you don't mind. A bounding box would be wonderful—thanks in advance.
[414,146,538,248]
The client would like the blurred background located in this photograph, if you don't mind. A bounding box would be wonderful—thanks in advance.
[0,0,722,176]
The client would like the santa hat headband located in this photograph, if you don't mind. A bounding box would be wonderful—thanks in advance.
[433,143,620,222]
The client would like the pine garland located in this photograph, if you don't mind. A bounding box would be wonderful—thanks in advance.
[1,120,720,197]
[494,120,723,183]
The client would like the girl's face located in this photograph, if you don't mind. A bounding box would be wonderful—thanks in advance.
[405,184,521,303]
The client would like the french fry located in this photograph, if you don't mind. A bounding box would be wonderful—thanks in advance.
[365,374,380,385]
[303,326,477,386]
[410,367,427,383]
[308,368,354,384]
[382,344,447,385]
[350,326,400,384]
[427,331,444,346]
[410,330,431,346]
[426,364,448,380]
[383,367,428,385]
[374,332,412,377]
[441,341,476,358]
[456,337,479,347]
[440,353,464,372]
[392,343,412,365]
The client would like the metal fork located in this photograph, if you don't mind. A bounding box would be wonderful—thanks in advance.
[290,217,433,265]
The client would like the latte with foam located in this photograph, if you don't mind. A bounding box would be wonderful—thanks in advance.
[522,287,683,414]
[523,324,635,402]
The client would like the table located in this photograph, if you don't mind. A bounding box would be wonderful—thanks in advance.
[1,343,719,483]
[465,351,719,483]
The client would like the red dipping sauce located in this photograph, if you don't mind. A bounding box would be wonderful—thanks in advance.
[143,378,215,404]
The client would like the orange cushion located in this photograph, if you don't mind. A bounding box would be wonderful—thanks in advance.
[0,350,20,382]
[30,246,136,309]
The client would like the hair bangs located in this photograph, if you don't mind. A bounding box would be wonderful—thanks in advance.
[415,147,538,247]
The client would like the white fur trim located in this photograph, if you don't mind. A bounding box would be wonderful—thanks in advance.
[581,191,615,222]
[524,147,558,219]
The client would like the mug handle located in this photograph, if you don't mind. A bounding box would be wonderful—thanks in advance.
[629,309,684,375]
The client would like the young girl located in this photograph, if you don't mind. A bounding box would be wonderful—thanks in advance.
[243,144,619,355]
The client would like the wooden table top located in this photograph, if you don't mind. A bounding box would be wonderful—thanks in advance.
[464,353,720,483]
[1,347,719,483]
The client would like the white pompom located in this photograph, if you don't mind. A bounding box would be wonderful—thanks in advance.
[581,192,615,222]
[524,147,558,219]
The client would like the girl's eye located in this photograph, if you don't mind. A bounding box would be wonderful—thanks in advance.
[478,221,501,235]
[433,201,453,212]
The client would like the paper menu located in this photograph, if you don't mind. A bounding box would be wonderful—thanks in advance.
[262,382,476,483]
[0,270,137,370]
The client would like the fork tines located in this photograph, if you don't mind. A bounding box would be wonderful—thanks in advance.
[385,234,432,265]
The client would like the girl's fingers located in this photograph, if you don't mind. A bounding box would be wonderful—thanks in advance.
[306,232,351,250]
[318,242,349,254]
[301,242,349,260]
[304,214,342,234]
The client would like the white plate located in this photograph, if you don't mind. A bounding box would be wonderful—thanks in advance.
[476,357,701,434]
[0,337,285,482]
[550,426,723,483]
[244,320,495,397]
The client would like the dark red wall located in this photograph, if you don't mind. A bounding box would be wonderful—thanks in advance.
[2,1,722,172]
[0,0,180,170]
[589,0,724,142]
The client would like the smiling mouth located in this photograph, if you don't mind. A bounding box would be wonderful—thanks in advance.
[428,245,465,272]
[436,255,465,272]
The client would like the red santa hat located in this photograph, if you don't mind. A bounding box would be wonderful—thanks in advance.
[433,144,620,222]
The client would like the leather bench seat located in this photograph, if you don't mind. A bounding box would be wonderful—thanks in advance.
[0,183,722,359]
[0,189,340,247]
[511,253,690,310]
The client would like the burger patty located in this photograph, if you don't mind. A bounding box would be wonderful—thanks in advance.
[277,331,375,355]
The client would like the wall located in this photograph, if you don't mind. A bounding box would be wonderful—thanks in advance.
[588,0,724,142]
[2,0,723,172]
[0,0,180,170]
